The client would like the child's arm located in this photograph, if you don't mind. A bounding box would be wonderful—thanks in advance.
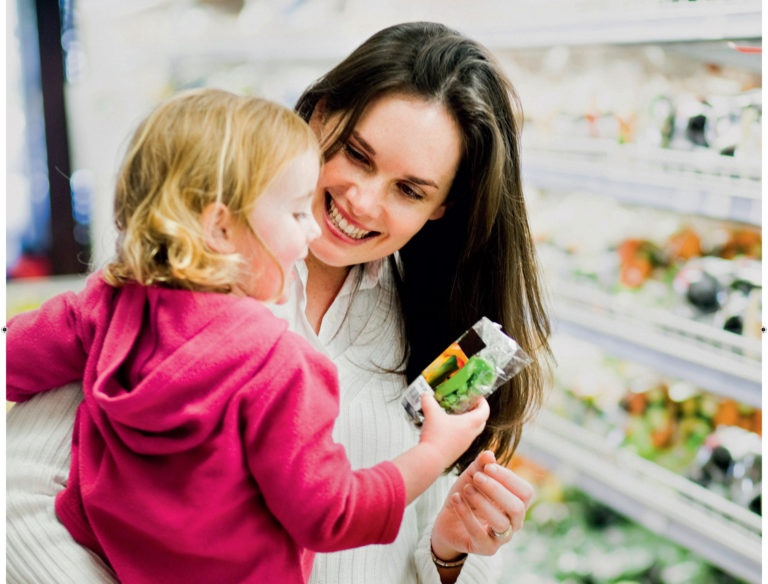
[241,331,489,554]
[6,291,87,402]
[392,393,489,506]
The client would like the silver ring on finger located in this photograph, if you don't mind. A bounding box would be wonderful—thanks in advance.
[489,525,512,539]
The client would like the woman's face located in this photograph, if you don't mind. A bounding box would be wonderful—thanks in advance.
[308,94,462,268]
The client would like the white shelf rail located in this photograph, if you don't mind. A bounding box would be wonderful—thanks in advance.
[470,0,762,48]
[522,140,762,226]
[550,283,762,407]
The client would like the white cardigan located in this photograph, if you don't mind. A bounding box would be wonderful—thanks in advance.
[5,261,499,584]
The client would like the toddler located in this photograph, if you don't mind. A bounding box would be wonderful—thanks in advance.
[5,88,489,584]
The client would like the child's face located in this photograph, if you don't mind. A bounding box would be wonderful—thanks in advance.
[234,149,321,303]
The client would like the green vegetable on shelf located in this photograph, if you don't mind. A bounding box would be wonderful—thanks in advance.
[434,355,496,409]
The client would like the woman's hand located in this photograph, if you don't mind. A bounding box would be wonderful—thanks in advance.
[430,450,534,561]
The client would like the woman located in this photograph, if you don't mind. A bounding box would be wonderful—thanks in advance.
[6,22,551,584]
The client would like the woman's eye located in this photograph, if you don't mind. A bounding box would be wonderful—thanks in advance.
[344,143,368,165]
[399,183,424,201]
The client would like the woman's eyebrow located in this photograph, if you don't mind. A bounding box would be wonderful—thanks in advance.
[405,175,438,189]
[352,131,439,190]
[351,131,376,156]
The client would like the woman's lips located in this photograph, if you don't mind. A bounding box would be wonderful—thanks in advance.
[325,194,378,242]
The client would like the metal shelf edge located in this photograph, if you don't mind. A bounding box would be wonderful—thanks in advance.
[552,310,762,408]
[522,163,762,226]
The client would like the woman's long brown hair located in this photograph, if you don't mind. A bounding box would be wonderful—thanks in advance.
[296,22,552,473]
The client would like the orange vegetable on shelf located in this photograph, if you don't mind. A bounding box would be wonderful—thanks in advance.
[713,399,741,428]
[619,256,653,288]
[720,228,761,260]
[666,227,702,261]
[624,391,647,416]
[617,239,659,288]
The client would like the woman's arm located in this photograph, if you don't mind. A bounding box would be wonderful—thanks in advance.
[6,384,118,584]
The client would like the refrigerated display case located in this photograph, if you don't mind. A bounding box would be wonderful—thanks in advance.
[493,3,762,582]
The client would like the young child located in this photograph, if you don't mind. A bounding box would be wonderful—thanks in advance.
[5,88,489,584]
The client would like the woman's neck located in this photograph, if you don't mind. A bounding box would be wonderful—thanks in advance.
[304,253,351,335]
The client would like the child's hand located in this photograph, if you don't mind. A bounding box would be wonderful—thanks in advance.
[418,393,489,469]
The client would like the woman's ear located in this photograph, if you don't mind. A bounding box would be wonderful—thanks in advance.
[308,98,327,136]
[201,202,237,253]
[428,204,447,221]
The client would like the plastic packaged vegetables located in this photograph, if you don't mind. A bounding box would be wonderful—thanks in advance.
[402,317,532,426]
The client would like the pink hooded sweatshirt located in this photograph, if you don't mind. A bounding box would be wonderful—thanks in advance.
[6,273,405,583]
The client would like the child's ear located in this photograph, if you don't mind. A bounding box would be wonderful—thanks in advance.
[201,202,237,253]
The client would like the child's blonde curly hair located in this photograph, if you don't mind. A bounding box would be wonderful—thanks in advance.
[103,88,320,293]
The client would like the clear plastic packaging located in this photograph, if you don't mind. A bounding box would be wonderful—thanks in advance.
[401,317,532,426]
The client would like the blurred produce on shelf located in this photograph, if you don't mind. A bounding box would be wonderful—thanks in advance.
[688,425,762,515]
[528,190,762,339]
[546,335,762,513]
[499,457,748,584]
[501,44,761,161]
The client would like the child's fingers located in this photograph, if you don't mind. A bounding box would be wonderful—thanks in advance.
[419,392,444,418]
[421,393,489,428]
[462,397,490,425]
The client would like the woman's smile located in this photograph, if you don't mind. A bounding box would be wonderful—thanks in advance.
[325,193,378,242]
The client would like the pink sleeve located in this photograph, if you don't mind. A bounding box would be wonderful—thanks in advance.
[240,334,406,552]
[6,290,88,403]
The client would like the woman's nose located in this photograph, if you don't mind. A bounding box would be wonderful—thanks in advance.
[346,180,383,218]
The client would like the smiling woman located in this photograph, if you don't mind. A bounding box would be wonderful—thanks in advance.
[291,21,552,584]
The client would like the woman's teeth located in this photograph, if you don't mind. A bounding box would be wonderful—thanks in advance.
[328,198,373,240]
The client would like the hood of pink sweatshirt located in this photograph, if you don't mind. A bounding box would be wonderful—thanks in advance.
[85,280,286,455]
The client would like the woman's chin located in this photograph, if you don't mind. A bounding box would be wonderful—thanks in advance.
[308,239,355,269]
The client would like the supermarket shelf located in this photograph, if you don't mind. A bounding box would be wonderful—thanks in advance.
[472,1,762,48]
[551,283,762,407]
[118,1,762,62]
[518,409,762,584]
[522,140,762,225]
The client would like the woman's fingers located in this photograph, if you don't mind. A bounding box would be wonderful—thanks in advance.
[461,482,511,534]
[462,450,497,480]
[467,465,532,533]
[447,449,496,496]
[432,452,537,557]
[448,492,489,542]
[481,462,535,511]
